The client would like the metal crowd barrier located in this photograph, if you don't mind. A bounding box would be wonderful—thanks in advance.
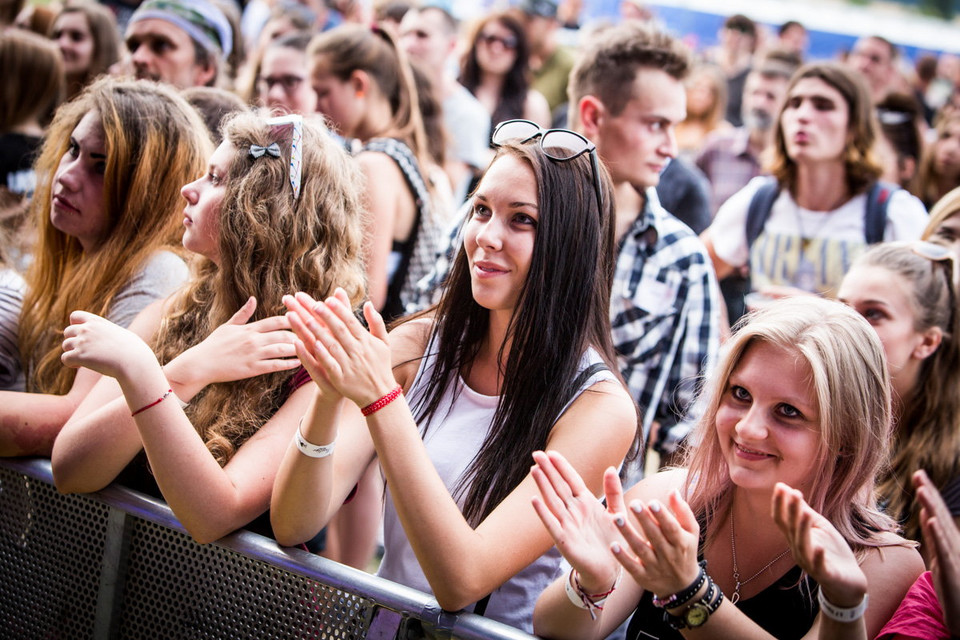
[0,457,537,640]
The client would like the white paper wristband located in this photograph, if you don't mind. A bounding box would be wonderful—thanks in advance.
[818,589,868,623]
[294,425,335,458]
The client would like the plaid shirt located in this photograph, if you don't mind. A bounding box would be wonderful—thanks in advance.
[613,190,720,454]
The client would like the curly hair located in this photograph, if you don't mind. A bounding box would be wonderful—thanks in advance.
[20,77,209,394]
[152,113,366,465]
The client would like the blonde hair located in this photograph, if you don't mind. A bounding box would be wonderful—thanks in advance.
[923,185,960,241]
[20,77,210,394]
[152,113,366,465]
[683,296,897,553]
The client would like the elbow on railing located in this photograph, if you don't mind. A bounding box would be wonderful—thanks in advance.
[432,575,490,614]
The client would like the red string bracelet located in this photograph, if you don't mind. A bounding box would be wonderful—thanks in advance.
[131,389,174,417]
[360,385,403,416]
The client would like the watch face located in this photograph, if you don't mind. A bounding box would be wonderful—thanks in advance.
[685,603,709,627]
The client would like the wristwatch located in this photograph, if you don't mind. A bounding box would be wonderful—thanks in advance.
[663,579,724,630]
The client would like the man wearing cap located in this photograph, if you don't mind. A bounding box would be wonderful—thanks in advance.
[518,0,574,116]
[125,0,232,89]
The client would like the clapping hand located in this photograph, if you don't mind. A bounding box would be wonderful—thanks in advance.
[772,483,867,608]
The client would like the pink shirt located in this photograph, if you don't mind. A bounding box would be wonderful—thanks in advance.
[876,572,951,640]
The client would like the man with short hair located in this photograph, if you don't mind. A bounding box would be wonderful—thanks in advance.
[569,22,720,465]
[696,53,797,215]
[399,4,489,202]
[125,0,232,89]
[849,35,901,102]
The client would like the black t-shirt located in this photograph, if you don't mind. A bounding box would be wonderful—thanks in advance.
[626,565,819,640]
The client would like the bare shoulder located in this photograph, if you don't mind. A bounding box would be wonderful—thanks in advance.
[389,315,435,388]
[862,535,925,576]
[624,468,689,504]
[357,150,404,181]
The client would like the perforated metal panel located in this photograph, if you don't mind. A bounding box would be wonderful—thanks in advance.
[0,460,536,640]
[115,518,373,639]
[0,465,109,639]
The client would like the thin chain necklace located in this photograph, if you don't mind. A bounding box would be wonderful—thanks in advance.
[730,510,792,604]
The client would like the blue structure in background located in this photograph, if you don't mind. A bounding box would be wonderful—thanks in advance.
[567,0,954,62]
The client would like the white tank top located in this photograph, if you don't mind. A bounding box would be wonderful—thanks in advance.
[377,343,618,632]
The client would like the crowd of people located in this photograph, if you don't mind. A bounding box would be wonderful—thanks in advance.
[2,0,960,638]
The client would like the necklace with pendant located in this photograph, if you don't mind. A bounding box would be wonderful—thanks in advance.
[730,510,792,604]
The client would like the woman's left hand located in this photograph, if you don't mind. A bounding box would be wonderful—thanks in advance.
[61,310,157,381]
[286,288,397,407]
[610,488,702,599]
[772,482,867,607]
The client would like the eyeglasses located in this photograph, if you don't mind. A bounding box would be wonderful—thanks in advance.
[478,32,518,50]
[490,119,603,213]
[910,240,958,329]
[258,74,306,94]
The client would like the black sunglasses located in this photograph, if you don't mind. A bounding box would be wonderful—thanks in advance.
[478,32,518,50]
[490,119,603,213]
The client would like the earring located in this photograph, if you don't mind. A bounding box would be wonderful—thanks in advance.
[356,88,365,99]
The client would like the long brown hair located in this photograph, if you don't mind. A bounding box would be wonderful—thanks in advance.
[53,0,121,100]
[769,62,883,197]
[857,244,960,540]
[152,113,366,465]
[20,78,209,394]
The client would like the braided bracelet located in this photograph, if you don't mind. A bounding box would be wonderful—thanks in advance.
[361,385,403,416]
[564,567,622,620]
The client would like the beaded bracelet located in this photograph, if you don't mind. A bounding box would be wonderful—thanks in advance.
[652,560,708,610]
[564,567,622,621]
[361,385,403,416]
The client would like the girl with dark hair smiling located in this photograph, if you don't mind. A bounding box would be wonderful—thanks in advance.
[271,122,637,632]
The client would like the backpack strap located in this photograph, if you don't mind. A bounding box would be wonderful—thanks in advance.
[865,181,898,245]
[745,178,781,250]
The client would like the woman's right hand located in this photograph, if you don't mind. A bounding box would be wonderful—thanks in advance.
[282,292,342,403]
[166,297,299,396]
[530,449,624,593]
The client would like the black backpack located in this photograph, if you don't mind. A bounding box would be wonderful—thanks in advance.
[722,178,898,323]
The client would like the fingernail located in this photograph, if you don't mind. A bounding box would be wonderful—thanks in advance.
[614,514,625,527]
[649,500,661,513]
[611,542,622,554]
[630,501,643,514]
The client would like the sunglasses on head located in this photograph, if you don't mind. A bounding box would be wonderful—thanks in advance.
[478,32,518,50]
[490,119,603,213]
[910,239,958,325]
